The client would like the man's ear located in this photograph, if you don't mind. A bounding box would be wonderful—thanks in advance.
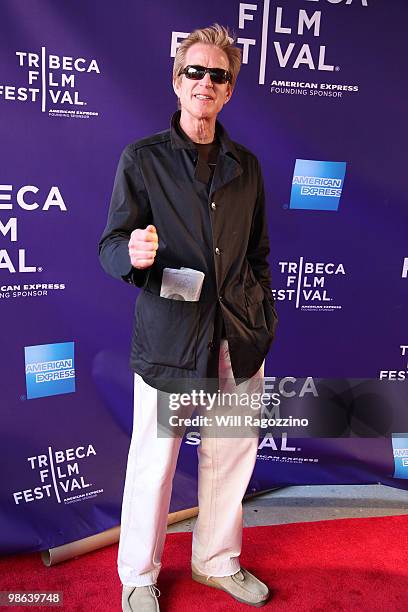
[173,77,180,98]
[224,83,233,105]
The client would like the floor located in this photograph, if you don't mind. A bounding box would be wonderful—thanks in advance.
[167,484,408,533]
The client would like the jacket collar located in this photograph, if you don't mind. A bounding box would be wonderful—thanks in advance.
[170,110,241,165]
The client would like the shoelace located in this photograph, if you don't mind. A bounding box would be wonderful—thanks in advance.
[232,570,245,582]
[205,569,245,582]
[148,585,161,598]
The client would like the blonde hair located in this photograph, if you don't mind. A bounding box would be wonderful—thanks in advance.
[173,23,242,88]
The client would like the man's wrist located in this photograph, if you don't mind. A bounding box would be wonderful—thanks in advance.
[122,266,149,287]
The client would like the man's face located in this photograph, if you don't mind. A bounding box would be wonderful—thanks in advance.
[173,43,232,122]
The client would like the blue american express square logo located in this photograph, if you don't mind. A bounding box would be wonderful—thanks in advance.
[391,434,408,479]
[24,341,75,400]
[290,159,347,211]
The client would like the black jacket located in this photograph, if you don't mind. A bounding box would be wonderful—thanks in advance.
[99,111,278,390]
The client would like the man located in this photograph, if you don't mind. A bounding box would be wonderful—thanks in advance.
[99,24,278,612]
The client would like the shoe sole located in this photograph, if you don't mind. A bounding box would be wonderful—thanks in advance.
[192,570,270,607]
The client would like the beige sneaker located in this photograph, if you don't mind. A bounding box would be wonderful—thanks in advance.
[192,565,270,607]
[122,584,160,611]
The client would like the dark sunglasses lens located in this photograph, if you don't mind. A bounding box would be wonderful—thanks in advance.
[185,66,205,80]
[209,69,228,84]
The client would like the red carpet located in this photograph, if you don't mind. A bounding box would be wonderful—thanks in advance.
[1,514,407,611]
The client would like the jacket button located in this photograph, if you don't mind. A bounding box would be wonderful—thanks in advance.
[211,202,216,210]
[215,247,221,255]
[219,295,224,303]
[207,340,214,350]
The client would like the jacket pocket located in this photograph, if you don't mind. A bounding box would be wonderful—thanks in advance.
[244,265,278,336]
[244,281,266,329]
[244,261,265,329]
[135,290,201,370]
[262,298,278,337]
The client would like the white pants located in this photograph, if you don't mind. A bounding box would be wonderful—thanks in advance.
[118,339,264,587]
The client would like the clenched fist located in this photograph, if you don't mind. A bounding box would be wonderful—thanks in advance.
[128,224,159,269]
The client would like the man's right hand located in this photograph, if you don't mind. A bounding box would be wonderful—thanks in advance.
[128,224,159,269]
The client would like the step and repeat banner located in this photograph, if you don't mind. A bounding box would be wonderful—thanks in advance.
[1,0,407,554]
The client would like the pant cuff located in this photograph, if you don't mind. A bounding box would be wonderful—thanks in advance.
[191,556,241,577]
[119,566,161,587]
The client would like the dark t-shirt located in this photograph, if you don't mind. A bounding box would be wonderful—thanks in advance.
[194,140,219,186]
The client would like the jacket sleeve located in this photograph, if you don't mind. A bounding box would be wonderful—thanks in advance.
[98,144,153,287]
[246,159,275,307]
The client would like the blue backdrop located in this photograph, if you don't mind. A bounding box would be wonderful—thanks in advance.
[1,0,407,554]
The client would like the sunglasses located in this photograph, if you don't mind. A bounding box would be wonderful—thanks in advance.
[179,65,232,85]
